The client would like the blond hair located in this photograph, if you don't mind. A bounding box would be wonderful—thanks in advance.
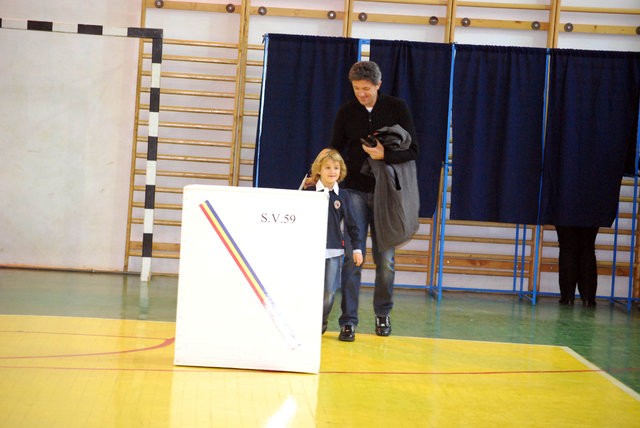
[311,148,347,182]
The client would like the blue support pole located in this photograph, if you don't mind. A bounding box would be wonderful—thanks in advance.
[531,226,541,305]
[254,34,270,186]
[626,99,640,311]
[357,39,370,61]
[531,49,552,306]
[512,224,521,294]
[609,210,620,303]
[520,226,528,294]
[435,43,457,301]
[428,181,440,292]
[513,224,529,298]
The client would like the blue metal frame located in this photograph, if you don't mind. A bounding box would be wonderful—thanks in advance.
[514,224,529,297]
[614,99,640,311]
[427,47,639,309]
[429,43,457,301]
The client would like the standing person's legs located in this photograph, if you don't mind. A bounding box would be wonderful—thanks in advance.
[322,255,342,333]
[368,192,395,336]
[577,226,599,306]
[372,246,395,316]
[555,225,579,304]
[339,189,369,330]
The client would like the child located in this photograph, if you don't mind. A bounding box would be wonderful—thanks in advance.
[305,148,363,337]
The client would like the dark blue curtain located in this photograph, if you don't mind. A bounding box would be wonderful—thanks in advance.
[540,49,640,227]
[369,40,451,218]
[450,45,548,224]
[254,35,640,225]
[253,34,359,189]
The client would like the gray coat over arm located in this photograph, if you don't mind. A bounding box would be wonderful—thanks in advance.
[363,124,420,252]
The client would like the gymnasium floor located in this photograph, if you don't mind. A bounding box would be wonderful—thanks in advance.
[1,268,639,427]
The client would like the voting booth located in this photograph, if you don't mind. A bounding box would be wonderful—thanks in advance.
[174,185,328,373]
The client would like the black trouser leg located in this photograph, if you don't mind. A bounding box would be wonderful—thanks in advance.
[555,226,579,302]
[576,226,599,304]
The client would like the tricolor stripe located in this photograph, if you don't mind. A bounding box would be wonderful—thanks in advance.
[200,200,299,349]
[200,200,269,305]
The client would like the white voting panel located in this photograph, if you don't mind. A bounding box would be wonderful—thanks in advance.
[174,185,328,373]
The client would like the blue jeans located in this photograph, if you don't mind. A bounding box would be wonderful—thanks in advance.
[339,189,395,327]
[323,255,342,329]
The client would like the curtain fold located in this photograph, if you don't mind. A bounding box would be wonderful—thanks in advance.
[450,44,548,224]
[369,39,451,218]
[540,49,640,227]
[253,34,359,189]
[253,34,640,228]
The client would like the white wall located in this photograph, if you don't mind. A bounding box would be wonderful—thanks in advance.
[0,0,141,270]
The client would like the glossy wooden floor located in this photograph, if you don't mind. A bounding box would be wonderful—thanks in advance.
[1,268,639,427]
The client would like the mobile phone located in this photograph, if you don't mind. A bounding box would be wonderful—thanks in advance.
[360,135,378,147]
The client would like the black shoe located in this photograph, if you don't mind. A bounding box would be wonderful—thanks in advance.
[559,298,574,306]
[583,300,597,307]
[375,315,391,336]
[338,325,355,342]
[322,323,327,334]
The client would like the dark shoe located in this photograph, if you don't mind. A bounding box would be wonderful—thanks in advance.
[375,315,391,336]
[322,323,327,334]
[559,298,574,306]
[583,300,597,307]
[339,325,355,342]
